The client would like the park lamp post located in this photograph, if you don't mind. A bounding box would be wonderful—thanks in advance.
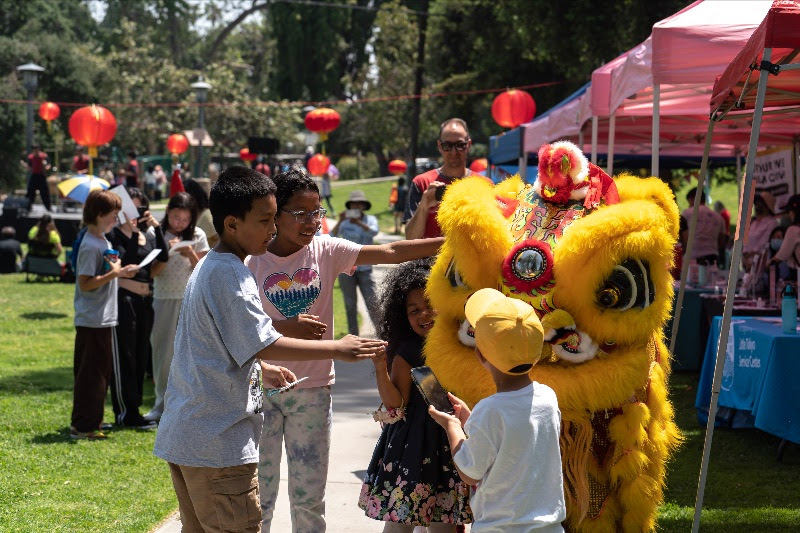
[17,62,45,155]
[191,76,212,179]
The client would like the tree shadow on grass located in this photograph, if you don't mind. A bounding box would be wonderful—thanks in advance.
[0,366,72,393]
[20,311,68,320]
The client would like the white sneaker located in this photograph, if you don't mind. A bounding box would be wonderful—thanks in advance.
[143,410,161,422]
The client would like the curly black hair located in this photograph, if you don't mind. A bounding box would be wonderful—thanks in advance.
[376,258,434,368]
[272,164,320,211]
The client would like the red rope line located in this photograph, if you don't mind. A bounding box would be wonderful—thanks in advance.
[0,81,562,109]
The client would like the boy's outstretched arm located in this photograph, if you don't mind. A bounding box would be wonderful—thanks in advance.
[256,334,386,363]
[428,405,480,486]
[355,237,443,266]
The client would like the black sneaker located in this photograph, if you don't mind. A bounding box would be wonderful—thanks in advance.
[119,416,157,430]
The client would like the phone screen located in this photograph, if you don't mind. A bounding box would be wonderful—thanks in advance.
[434,185,447,201]
[411,366,454,414]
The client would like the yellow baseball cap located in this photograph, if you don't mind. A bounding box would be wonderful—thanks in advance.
[465,288,544,375]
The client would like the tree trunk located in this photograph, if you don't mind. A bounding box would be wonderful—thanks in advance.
[408,0,430,180]
[203,1,272,67]
[371,143,388,176]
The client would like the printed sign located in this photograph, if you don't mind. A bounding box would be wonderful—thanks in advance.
[753,146,795,211]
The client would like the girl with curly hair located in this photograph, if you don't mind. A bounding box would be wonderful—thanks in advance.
[359,259,472,531]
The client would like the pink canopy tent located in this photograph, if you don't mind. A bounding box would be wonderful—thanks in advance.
[521,1,781,175]
[589,0,773,175]
[693,2,800,531]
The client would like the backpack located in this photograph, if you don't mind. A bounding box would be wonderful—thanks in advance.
[69,227,88,272]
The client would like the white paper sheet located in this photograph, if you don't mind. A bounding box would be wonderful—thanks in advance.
[137,248,162,269]
[168,240,198,256]
[110,185,140,225]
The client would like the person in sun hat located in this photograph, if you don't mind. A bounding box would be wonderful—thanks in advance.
[428,288,567,532]
[331,189,382,336]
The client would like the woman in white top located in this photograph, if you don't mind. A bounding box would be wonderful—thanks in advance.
[145,192,209,421]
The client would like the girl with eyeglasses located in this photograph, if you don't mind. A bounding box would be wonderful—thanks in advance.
[245,166,443,531]
[144,192,210,423]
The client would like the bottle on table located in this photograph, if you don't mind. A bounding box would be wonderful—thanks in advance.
[782,284,797,334]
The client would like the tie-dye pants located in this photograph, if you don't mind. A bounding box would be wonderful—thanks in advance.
[259,386,332,532]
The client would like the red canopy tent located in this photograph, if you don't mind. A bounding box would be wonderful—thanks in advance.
[694,2,800,531]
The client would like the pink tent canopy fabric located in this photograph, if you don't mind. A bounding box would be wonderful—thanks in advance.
[711,0,800,113]
[520,0,799,161]
[591,0,772,117]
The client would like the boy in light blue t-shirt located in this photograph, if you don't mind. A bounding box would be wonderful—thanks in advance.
[71,190,139,440]
[153,166,386,532]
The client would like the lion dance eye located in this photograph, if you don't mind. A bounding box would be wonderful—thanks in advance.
[598,287,620,307]
[445,260,468,289]
[596,258,655,310]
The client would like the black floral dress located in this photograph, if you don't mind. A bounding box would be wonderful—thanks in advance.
[358,335,472,525]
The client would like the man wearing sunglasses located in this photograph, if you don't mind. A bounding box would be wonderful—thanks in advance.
[404,118,489,239]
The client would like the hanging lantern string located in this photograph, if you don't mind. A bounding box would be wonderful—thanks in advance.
[0,81,561,109]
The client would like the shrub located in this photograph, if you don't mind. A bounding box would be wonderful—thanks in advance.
[336,153,380,181]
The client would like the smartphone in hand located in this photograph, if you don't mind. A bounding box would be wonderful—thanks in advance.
[411,366,454,414]
[265,376,308,397]
[434,185,447,202]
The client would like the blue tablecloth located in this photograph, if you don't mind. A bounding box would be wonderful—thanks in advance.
[696,316,800,444]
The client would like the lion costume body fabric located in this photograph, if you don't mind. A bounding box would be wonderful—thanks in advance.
[425,142,681,532]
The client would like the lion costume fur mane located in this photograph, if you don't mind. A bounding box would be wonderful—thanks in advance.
[424,143,681,532]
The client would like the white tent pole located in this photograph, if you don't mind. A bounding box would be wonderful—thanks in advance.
[518,155,527,182]
[669,119,715,358]
[591,116,598,165]
[652,84,660,176]
[607,113,616,175]
[578,128,584,150]
[692,47,773,533]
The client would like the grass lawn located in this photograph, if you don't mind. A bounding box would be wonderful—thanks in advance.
[330,178,398,234]
[0,270,353,532]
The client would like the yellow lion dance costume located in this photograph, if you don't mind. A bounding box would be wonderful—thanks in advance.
[425,141,681,532]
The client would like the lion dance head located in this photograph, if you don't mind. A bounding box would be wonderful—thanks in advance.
[425,141,681,532]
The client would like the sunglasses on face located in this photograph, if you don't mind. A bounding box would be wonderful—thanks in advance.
[439,140,469,152]
[282,208,327,224]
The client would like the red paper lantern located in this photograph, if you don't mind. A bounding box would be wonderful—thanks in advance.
[491,89,536,129]
[388,159,408,176]
[307,154,330,176]
[470,158,488,173]
[38,102,60,122]
[68,105,117,157]
[239,147,258,162]
[166,133,189,155]
[304,108,341,141]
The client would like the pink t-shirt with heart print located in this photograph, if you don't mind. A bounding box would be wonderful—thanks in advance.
[245,236,361,388]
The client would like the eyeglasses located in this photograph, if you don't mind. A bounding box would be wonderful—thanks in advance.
[439,140,469,152]
[282,208,327,223]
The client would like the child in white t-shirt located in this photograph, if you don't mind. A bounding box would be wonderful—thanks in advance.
[429,288,566,533]
[246,166,442,531]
